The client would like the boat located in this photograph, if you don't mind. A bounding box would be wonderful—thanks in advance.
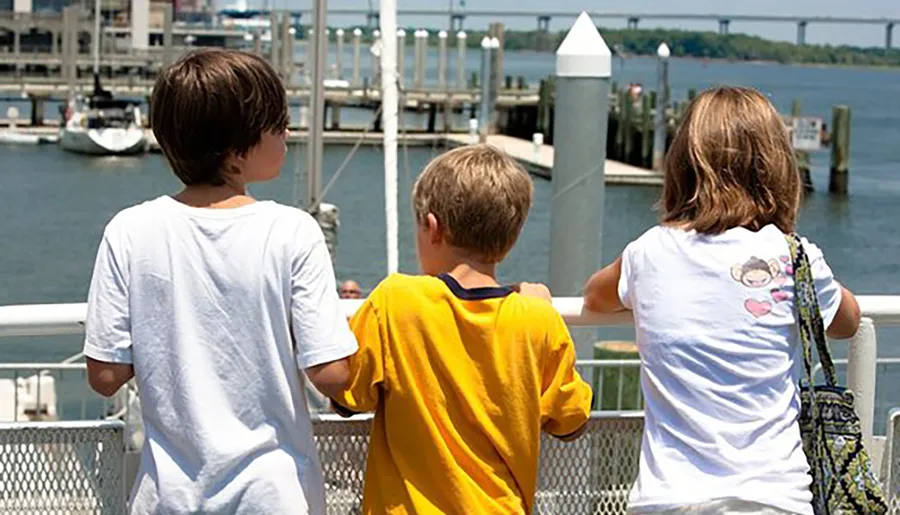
[58,0,147,157]
[58,76,148,156]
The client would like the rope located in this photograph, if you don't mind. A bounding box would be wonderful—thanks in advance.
[307,100,384,212]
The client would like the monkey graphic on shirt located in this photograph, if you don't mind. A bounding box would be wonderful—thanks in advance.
[730,256,792,318]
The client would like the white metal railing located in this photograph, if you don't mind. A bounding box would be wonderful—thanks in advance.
[0,297,898,444]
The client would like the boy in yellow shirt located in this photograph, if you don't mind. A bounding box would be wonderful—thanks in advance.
[331,144,593,514]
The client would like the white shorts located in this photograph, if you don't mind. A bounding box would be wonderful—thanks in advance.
[628,498,801,515]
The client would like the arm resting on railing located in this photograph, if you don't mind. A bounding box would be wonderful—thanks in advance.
[583,256,628,314]
[827,285,862,340]
[86,357,134,398]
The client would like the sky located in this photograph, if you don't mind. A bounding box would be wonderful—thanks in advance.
[253,0,900,48]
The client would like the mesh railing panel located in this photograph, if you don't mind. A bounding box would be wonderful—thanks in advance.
[312,413,644,515]
[0,421,125,515]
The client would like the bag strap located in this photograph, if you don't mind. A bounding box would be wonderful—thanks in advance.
[785,233,838,387]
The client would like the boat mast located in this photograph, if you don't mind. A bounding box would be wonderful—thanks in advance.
[92,0,101,76]
[381,0,398,274]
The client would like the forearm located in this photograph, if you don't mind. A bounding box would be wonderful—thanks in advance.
[583,257,626,313]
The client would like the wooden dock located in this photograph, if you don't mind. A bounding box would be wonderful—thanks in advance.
[445,134,664,185]
[3,124,661,186]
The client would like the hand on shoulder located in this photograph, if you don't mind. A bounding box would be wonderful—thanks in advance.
[514,282,552,303]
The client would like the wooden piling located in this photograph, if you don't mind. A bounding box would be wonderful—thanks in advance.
[828,105,851,195]
[442,99,452,133]
[641,93,653,168]
[623,92,635,164]
[470,71,478,89]
[688,88,697,101]
[593,341,641,411]
[614,90,626,159]
[426,103,437,133]
[516,75,525,90]
[29,94,46,127]
[792,99,813,193]
[504,75,512,90]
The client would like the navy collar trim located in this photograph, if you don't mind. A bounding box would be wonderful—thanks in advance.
[438,273,515,301]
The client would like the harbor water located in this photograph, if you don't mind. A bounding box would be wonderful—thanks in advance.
[1,51,899,431]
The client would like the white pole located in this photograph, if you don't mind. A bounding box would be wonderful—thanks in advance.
[478,36,491,140]
[652,42,670,171]
[335,28,345,80]
[92,0,101,75]
[456,30,467,89]
[382,0,399,274]
[396,29,406,87]
[438,30,448,90]
[848,317,877,449]
[352,28,362,86]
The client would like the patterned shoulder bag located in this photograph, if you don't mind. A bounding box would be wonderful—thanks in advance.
[786,233,888,514]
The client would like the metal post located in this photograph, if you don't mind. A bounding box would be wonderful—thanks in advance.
[396,29,406,87]
[307,0,327,211]
[478,36,491,141]
[269,12,280,70]
[550,11,612,358]
[352,28,362,86]
[652,42,670,171]
[162,3,173,67]
[848,317,877,449]
[488,22,504,93]
[381,0,399,274]
[487,37,500,133]
[335,28,345,80]
[371,29,381,87]
[283,18,295,85]
[456,30,466,90]
[414,29,426,89]
[438,30,448,90]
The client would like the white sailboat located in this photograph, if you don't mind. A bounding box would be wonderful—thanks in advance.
[58,0,147,156]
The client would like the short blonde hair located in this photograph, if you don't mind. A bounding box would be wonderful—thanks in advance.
[413,145,533,263]
[661,86,801,234]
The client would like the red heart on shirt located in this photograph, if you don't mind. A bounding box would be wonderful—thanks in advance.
[744,299,773,318]
[771,290,789,302]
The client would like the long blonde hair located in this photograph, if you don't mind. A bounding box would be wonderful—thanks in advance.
[661,86,801,234]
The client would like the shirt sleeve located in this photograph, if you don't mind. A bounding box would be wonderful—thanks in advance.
[333,295,386,414]
[291,229,358,369]
[801,237,843,329]
[83,235,133,364]
[617,243,635,310]
[540,314,593,437]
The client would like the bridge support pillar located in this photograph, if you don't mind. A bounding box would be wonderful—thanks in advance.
[451,14,465,32]
[627,17,639,30]
[887,23,894,50]
[796,21,807,46]
[718,19,730,35]
[537,15,551,32]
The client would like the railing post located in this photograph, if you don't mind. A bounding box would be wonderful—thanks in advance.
[847,317,877,448]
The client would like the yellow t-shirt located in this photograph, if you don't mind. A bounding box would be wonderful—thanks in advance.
[334,273,593,515]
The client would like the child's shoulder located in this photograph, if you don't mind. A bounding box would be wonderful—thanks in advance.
[368,273,442,300]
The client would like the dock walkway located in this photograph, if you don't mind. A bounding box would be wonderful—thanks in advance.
[445,134,664,185]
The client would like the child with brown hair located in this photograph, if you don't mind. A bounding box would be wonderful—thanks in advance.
[82,49,357,514]
[584,86,861,515]
[330,144,593,514]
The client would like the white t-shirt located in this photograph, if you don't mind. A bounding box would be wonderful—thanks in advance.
[83,196,358,515]
[619,225,842,515]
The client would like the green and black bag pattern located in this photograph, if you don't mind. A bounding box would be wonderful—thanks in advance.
[786,233,888,514]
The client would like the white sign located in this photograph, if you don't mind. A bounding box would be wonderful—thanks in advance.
[791,116,823,151]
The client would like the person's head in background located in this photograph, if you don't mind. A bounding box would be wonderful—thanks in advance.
[661,86,800,236]
[150,49,289,194]
[339,280,363,299]
[411,144,533,277]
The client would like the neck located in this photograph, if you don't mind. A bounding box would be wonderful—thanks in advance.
[174,182,251,209]
[440,254,498,289]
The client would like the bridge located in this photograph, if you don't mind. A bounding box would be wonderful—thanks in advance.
[216,8,899,48]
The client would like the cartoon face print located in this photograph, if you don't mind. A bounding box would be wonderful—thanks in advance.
[730,257,780,288]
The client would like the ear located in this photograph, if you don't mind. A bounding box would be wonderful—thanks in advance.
[768,259,780,277]
[730,264,743,282]
[426,213,443,245]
